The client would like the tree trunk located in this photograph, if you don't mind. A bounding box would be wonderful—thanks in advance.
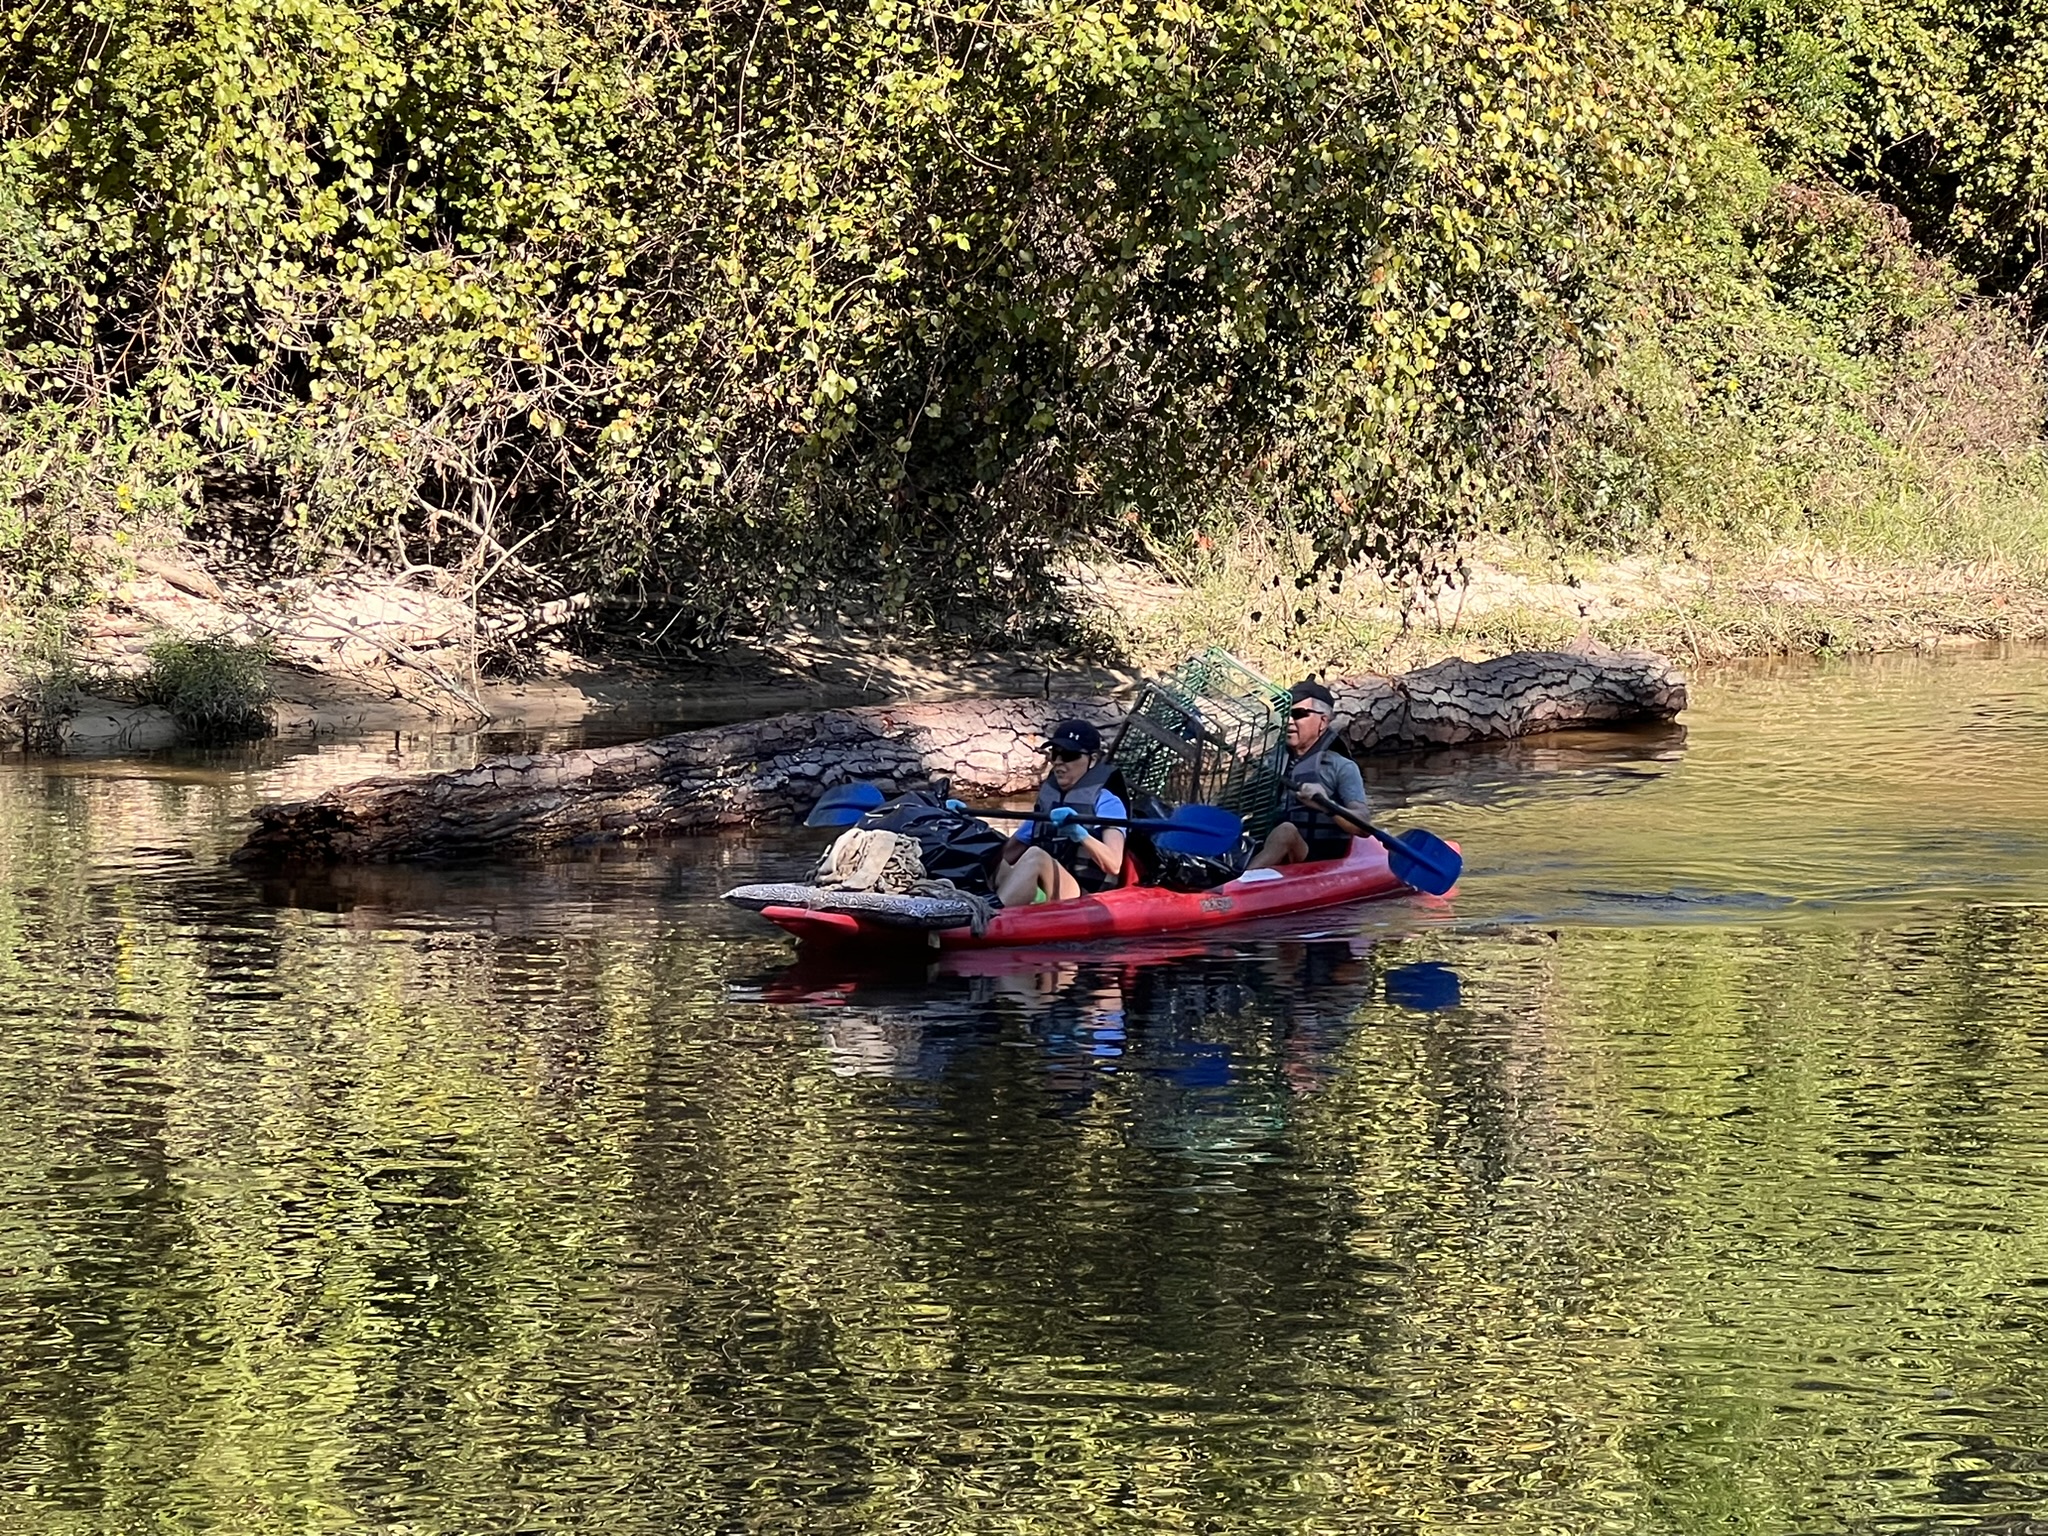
[234,648,1685,866]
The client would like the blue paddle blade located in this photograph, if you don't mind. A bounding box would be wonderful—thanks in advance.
[1149,803,1243,858]
[1166,803,1244,840]
[1378,827,1462,896]
[1152,826,1238,857]
[804,780,886,828]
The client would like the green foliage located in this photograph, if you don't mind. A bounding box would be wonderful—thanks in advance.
[0,0,2041,642]
[0,624,91,748]
[1748,185,1953,356]
[135,631,273,740]
[0,0,1711,629]
[0,400,177,620]
[1517,119,2048,568]
[1708,0,2048,301]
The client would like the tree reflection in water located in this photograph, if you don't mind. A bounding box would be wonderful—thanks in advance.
[9,648,2048,1532]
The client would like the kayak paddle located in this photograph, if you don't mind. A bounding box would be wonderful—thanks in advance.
[968,801,1244,858]
[1318,799,1462,896]
[803,781,1243,857]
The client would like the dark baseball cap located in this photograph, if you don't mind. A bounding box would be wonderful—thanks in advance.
[1289,679,1337,709]
[1046,719,1102,755]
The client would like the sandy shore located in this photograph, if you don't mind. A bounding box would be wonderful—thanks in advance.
[7,541,2045,753]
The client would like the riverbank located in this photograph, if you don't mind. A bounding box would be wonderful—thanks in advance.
[0,546,1144,752]
[5,535,2046,752]
[1107,535,2048,680]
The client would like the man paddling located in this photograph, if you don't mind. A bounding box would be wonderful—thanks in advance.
[1246,680,1372,870]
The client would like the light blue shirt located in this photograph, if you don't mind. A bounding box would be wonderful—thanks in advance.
[1012,789,1127,841]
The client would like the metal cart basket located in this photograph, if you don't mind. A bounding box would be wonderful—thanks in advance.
[1107,649,1292,838]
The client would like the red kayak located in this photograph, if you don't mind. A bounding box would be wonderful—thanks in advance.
[753,837,1449,950]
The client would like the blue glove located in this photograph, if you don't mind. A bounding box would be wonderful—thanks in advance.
[1048,805,1091,843]
[945,799,968,812]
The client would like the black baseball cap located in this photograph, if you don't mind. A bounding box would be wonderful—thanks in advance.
[1289,679,1337,709]
[1047,719,1102,755]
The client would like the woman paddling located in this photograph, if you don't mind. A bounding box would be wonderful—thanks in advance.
[994,720,1130,906]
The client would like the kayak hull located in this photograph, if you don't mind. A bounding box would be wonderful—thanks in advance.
[755,838,1443,951]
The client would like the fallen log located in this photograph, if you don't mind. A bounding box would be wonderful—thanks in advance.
[1332,649,1690,749]
[233,648,1685,866]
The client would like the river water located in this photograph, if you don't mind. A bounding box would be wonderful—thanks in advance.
[3,647,2047,1535]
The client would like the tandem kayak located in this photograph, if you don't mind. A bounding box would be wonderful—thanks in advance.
[724,836,1450,951]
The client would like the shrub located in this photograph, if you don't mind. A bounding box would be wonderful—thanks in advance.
[0,0,1709,630]
[0,624,92,750]
[135,632,273,742]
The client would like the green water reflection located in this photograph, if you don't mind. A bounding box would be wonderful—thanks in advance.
[3,648,2048,1533]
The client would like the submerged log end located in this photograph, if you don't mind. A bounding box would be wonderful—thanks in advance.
[234,774,430,866]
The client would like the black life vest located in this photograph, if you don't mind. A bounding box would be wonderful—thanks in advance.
[1029,763,1129,892]
[1282,733,1352,849]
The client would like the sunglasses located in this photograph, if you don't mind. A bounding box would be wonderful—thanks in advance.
[1288,707,1327,722]
[1047,747,1088,763]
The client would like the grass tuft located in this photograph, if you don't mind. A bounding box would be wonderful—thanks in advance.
[135,631,273,742]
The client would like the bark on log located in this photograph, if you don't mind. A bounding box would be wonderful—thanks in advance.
[234,648,1684,866]
[1335,649,1689,752]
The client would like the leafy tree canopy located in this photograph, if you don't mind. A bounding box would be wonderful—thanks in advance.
[3,0,2043,639]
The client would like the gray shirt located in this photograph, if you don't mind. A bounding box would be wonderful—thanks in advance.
[1310,749,1366,809]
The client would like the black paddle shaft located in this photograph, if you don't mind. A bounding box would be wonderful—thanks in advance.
[961,806,1184,833]
[1308,792,1373,840]
[1309,792,1462,895]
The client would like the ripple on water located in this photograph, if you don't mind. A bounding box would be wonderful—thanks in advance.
[4,649,2048,1532]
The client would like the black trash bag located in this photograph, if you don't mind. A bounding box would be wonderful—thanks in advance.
[1123,790,1249,892]
[857,790,1010,892]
